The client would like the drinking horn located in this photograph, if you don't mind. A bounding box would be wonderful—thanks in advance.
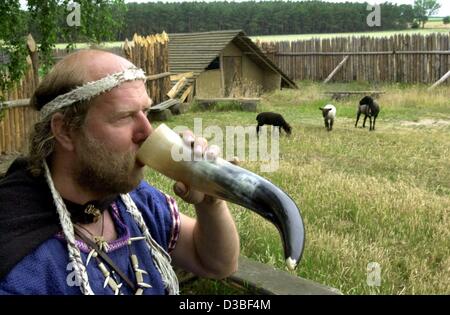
[136,123,305,270]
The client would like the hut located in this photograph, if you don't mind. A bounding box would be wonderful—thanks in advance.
[168,30,297,100]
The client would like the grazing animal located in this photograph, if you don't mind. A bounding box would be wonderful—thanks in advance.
[355,96,380,131]
[256,112,292,136]
[319,104,336,131]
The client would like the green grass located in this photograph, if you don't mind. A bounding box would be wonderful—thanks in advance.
[144,82,450,294]
[251,28,450,42]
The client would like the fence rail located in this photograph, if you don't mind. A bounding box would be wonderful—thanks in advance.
[258,33,450,83]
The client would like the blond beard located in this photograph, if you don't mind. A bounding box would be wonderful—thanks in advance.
[74,132,144,196]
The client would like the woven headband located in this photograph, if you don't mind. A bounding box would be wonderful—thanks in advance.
[40,67,147,118]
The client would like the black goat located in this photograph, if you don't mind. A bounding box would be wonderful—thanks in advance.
[355,96,380,131]
[256,112,292,136]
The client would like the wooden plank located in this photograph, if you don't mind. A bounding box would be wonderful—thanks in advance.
[179,85,193,103]
[323,55,349,83]
[1,99,30,108]
[428,69,450,90]
[226,256,341,295]
[146,72,171,81]
[170,72,194,81]
[149,99,180,112]
[167,77,187,99]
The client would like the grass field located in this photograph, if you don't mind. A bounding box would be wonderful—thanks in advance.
[144,82,450,295]
[251,28,450,42]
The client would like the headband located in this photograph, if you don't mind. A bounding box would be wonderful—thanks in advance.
[40,67,147,119]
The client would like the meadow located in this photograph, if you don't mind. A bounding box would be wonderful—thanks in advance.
[251,27,450,42]
[144,82,450,295]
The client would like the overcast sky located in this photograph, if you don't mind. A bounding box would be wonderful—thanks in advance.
[125,0,449,16]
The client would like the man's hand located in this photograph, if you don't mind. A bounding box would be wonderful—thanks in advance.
[172,130,222,205]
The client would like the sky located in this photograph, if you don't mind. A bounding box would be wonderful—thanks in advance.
[125,0,449,16]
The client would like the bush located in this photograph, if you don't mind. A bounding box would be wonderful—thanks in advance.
[411,21,420,29]
[443,16,450,24]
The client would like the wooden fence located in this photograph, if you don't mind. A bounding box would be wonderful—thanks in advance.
[0,54,39,154]
[124,32,171,105]
[258,33,450,84]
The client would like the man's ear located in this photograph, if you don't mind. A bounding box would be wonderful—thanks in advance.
[51,112,75,151]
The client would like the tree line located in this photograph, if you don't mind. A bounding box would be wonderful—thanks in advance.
[121,1,416,38]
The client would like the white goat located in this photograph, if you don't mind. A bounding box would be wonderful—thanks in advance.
[319,104,336,131]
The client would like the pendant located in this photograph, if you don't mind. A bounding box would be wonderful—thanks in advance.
[85,204,101,222]
[94,235,110,252]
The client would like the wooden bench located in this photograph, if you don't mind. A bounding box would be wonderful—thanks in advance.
[149,99,181,113]
[148,99,182,121]
[179,255,341,295]
[323,91,385,101]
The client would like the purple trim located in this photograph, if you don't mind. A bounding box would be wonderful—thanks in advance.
[165,194,180,253]
[55,202,131,254]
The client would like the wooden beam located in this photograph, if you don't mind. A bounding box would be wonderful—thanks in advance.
[226,256,341,295]
[220,52,225,97]
[428,69,450,91]
[167,77,187,99]
[146,72,171,81]
[324,55,349,84]
[1,99,30,108]
[179,85,193,103]
[26,34,40,88]
[170,72,194,81]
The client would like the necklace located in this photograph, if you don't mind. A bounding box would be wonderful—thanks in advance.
[76,212,109,252]
[74,209,152,295]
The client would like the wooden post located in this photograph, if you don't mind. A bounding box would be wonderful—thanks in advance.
[26,34,40,89]
[220,52,225,97]
[323,55,349,84]
[428,69,450,90]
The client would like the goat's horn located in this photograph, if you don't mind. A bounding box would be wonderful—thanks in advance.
[137,123,305,270]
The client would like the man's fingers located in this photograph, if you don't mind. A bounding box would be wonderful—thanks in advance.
[228,156,240,165]
[173,181,205,204]
[193,137,208,158]
[205,144,221,161]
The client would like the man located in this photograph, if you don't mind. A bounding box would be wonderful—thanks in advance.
[0,50,240,295]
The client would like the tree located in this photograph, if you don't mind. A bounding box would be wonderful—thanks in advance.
[0,1,28,106]
[0,0,127,108]
[443,16,450,24]
[414,0,441,28]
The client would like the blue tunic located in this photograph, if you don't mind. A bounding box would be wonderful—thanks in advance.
[0,181,180,295]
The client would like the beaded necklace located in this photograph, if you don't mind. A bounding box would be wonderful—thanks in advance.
[75,211,153,295]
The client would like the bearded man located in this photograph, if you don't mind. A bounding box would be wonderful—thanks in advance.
[0,50,239,295]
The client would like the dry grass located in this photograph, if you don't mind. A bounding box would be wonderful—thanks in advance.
[145,82,450,294]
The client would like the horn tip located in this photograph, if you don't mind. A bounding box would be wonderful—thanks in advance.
[286,257,297,271]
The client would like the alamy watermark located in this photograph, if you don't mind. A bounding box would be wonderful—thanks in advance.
[366,262,381,287]
[171,118,280,172]
[367,4,381,27]
[66,261,81,287]
[67,2,81,27]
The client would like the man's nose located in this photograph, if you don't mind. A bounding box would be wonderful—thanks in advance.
[133,111,152,144]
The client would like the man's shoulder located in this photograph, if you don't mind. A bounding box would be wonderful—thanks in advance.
[0,238,72,294]
[131,180,169,203]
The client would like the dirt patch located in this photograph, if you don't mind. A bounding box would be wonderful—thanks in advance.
[400,119,450,127]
